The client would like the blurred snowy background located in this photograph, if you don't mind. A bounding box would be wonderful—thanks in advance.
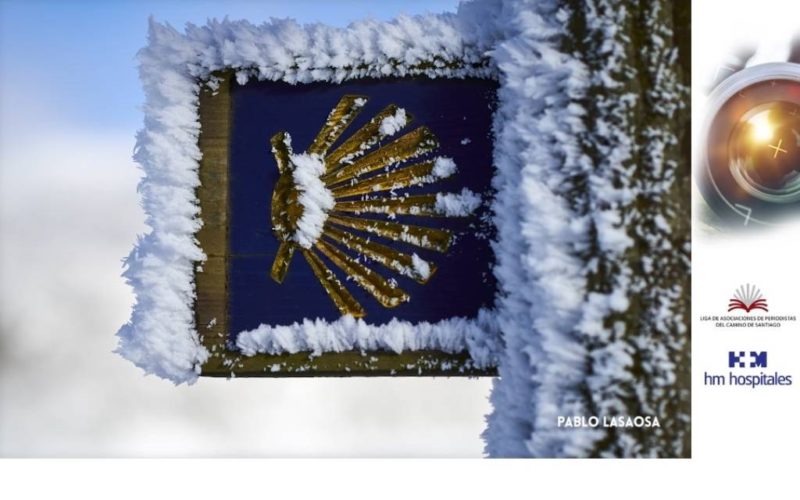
[0,0,492,457]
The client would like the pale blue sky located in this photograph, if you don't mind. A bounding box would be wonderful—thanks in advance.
[0,0,461,131]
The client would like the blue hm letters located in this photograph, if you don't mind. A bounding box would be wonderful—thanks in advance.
[728,351,767,368]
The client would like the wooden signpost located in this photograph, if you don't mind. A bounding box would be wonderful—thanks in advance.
[119,0,691,456]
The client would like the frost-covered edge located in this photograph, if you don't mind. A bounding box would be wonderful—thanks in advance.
[237,310,499,364]
[117,7,505,384]
[482,0,690,457]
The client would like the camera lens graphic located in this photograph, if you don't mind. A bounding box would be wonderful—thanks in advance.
[700,63,800,226]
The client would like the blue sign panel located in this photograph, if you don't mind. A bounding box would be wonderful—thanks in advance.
[227,78,497,337]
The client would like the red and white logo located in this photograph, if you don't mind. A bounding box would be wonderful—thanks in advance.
[728,284,768,313]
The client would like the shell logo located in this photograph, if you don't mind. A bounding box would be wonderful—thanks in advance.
[268,95,479,317]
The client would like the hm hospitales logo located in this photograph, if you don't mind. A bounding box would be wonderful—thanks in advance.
[704,350,793,388]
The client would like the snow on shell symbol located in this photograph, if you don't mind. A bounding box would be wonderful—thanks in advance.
[268,94,480,317]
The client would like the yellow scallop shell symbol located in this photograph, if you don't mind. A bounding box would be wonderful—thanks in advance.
[269,95,479,317]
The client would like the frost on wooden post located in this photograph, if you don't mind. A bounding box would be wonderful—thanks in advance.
[268,94,481,317]
[482,0,690,458]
